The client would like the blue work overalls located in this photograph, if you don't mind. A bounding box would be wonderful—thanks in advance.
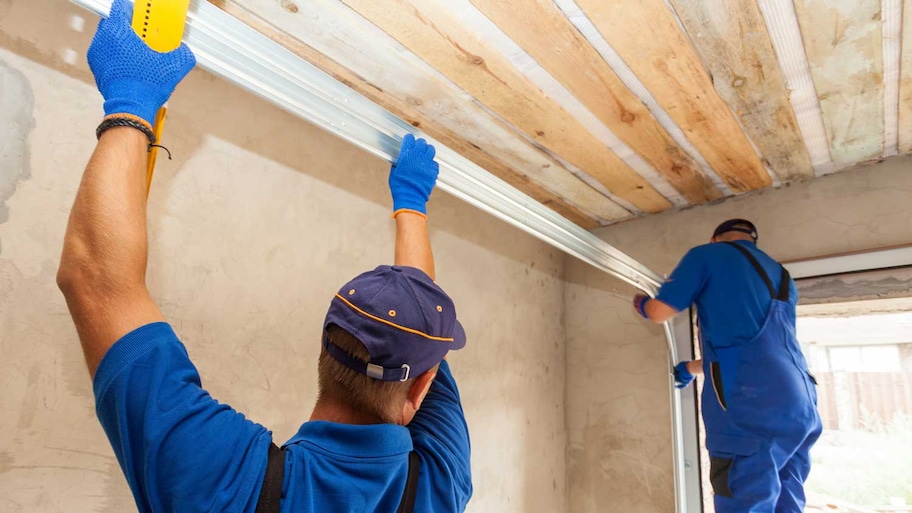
[700,243,822,512]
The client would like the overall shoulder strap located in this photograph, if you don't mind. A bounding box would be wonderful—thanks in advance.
[776,267,792,302]
[256,446,419,513]
[397,451,421,513]
[723,242,787,300]
[255,443,286,513]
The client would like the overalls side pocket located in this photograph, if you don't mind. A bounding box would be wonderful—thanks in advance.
[709,345,743,411]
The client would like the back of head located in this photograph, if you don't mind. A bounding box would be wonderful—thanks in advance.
[317,325,412,424]
[317,265,467,425]
[712,218,758,243]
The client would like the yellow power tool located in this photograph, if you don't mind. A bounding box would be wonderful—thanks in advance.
[130,0,191,196]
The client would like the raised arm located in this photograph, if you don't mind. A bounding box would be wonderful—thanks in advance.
[389,134,438,280]
[56,0,195,377]
[632,246,710,324]
[632,295,679,324]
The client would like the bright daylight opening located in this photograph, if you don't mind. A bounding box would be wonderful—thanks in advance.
[798,299,912,512]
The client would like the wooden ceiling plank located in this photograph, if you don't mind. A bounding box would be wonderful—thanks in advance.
[899,0,912,154]
[467,0,722,203]
[336,0,673,213]
[793,0,885,166]
[573,0,772,192]
[669,0,815,181]
[211,0,627,226]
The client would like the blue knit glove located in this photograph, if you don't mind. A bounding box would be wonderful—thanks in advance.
[87,0,196,126]
[673,361,695,389]
[389,134,439,217]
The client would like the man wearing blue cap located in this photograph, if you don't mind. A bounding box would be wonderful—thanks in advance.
[57,2,471,511]
[632,219,821,512]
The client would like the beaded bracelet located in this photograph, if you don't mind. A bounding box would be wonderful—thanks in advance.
[96,115,156,145]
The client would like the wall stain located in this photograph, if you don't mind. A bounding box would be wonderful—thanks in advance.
[0,56,35,254]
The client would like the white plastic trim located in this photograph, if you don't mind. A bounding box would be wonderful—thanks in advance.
[785,246,912,279]
[882,0,902,157]
[756,0,836,176]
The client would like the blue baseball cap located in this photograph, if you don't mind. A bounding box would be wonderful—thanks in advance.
[322,265,466,382]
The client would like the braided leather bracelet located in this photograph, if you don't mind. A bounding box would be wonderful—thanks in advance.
[96,115,156,145]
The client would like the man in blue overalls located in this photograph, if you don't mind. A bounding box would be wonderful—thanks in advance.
[632,219,822,512]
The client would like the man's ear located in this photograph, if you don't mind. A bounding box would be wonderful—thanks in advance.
[399,366,440,425]
[407,368,437,411]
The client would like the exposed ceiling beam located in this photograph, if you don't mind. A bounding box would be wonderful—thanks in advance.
[553,0,733,198]
[669,0,815,182]
[438,0,690,208]
[337,0,674,213]
[466,0,722,204]
[438,0,690,207]
[570,0,773,193]
[792,0,885,167]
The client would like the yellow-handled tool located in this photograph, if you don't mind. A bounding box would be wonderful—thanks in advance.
[130,0,190,197]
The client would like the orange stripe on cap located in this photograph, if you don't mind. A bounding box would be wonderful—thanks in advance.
[334,293,454,342]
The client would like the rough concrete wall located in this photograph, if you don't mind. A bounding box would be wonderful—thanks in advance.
[564,268,675,512]
[0,2,567,511]
[566,156,912,512]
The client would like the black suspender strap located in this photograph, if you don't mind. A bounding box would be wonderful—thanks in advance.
[396,451,421,513]
[255,443,286,513]
[723,242,790,301]
[777,266,792,302]
[254,445,420,513]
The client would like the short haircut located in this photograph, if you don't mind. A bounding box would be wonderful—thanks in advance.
[317,324,413,424]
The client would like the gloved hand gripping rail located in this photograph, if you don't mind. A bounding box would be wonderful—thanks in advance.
[89,0,193,196]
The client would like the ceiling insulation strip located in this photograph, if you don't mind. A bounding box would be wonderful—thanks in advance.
[554,0,733,198]
[756,0,836,176]
[69,0,664,294]
[882,0,903,157]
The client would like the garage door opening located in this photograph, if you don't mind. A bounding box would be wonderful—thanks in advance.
[797,300,912,512]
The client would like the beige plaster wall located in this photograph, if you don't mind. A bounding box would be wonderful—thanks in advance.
[0,1,568,511]
[566,156,912,512]
[565,269,674,512]
[596,156,912,272]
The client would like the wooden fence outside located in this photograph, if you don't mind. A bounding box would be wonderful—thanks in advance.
[815,371,912,431]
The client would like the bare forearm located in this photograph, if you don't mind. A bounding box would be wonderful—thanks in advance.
[394,212,435,280]
[687,360,703,375]
[61,128,149,281]
[58,127,163,375]
[645,298,679,323]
